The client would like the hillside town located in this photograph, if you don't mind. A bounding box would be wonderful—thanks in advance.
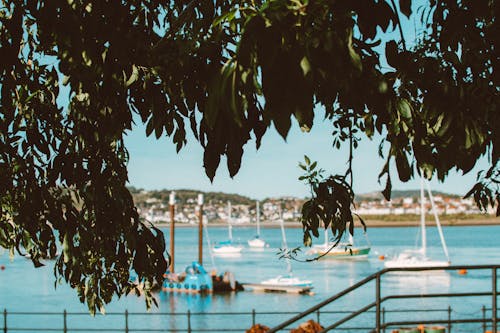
[131,188,493,225]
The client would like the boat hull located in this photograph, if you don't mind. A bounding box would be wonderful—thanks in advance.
[162,262,213,293]
[308,246,371,259]
[247,237,266,248]
[213,245,243,254]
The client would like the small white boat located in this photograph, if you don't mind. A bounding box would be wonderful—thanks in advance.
[248,201,267,248]
[213,202,243,256]
[259,203,313,290]
[384,250,449,268]
[247,236,266,248]
[213,240,243,255]
[261,274,313,287]
[384,177,451,268]
[307,230,370,259]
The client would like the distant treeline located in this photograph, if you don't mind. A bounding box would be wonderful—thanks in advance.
[128,187,462,206]
[355,190,461,202]
[361,213,489,222]
[128,187,255,205]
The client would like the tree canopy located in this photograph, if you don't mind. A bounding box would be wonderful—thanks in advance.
[0,0,498,313]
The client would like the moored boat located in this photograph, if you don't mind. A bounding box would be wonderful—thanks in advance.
[247,201,267,248]
[384,177,451,268]
[162,261,213,293]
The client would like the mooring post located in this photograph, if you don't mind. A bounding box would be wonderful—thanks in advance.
[3,309,7,333]
[187,310,191,333]
[198,194,204,266]
[252,309,256,327]
[169,191,176,273]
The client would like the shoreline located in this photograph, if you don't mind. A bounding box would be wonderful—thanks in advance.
[153,217,499,229]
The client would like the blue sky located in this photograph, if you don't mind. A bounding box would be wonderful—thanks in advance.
[124,116,489,200]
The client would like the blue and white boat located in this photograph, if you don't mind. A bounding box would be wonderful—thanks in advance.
[162,261,213,293]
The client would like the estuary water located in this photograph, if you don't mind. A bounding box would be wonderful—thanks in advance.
[0,224,499,332]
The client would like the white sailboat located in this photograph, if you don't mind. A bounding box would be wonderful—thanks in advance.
[247,201,267,248]
[307,227,371,259]
[261,204,312,288]
[384,177,451,268]
[213,201,243,256]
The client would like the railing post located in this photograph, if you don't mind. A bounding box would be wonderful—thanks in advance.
[483,305,487,333]
[382,307,385,333]
[125,310,129,333]
[376,272,381,333]
[187,310,191,333]
[316,310,320,325]
[493,267,497,333]
[252,309,256,327]
[63,310,67,333]
[447,305,452,333]
[3,309,6,333]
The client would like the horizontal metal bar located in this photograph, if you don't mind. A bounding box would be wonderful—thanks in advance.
[382,291,492,301]
[383,317,490,328]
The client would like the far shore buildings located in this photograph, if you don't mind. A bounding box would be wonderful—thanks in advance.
[135,191,493,225]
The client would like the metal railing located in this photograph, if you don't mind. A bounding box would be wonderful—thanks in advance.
[2,306,496,333]
[268,264,499,333]
[1,265,498,332]
[0,305,497,333]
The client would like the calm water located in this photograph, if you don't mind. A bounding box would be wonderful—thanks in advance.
[0,224,499,331]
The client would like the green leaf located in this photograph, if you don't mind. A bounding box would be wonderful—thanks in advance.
[385,40,399,68]
[382,175,392,201]
[399,0,412,18]
[304,155,311,165]
[126,65,139,87]
[395,152,412,182]
[397,98,412,119]
[300,56,311,76]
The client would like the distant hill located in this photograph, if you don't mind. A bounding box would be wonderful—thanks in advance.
[129,187,254,205]
[355,190,461,202]
[129,187,462,206]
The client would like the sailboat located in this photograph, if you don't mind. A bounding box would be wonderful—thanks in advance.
[247,201,267,248]
[307,227,371,259]
[213,201,243,255]
[260,204,312,288]
[384,177,451,268]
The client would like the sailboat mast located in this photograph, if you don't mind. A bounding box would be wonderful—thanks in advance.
[256,201,261,237]
[228,201,233,241]
[420,177,427,256]
[424,179,451,262]
[279,204,287,248]
[278,202,292,273]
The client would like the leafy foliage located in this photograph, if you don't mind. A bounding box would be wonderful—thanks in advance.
[297,156,365,260]
[0,0,497,313]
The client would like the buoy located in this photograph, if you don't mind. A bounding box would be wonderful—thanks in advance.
[0,265,5,270]
[379,255,385,260]
[458,269,467,275]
